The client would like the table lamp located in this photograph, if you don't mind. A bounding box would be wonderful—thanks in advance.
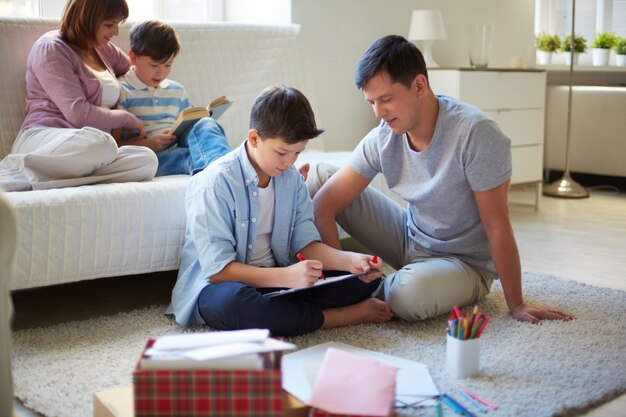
[408,9,446,67]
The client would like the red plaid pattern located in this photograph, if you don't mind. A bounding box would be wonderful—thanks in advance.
[134,369,283,416]
[134,341,283,416]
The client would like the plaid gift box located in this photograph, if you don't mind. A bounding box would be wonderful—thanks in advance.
[134,339,283,417]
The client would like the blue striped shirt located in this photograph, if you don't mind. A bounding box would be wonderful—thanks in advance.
[118,68,190,136]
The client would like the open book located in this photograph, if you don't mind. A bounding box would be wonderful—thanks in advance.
[266,271,370,298]
[170,95,233,137]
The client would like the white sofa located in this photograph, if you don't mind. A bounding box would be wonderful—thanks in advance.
[0,17,320,291]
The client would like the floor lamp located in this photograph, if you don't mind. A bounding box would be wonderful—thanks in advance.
[543,0,589,198]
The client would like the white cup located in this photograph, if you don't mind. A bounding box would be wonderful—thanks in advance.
[509,55,524,69]
[446,334,480,379]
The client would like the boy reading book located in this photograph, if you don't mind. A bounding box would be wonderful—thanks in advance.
[166,86,393,336]
[117,20,231,176]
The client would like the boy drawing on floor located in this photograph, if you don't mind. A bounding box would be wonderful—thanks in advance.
[117,20,231,176]
[167,86,393,336]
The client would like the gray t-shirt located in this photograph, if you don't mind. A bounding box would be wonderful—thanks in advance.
[350,95,511,274]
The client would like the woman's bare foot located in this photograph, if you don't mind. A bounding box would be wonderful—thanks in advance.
[322,298,393,329]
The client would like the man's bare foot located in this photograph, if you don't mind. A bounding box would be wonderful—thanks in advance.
[322,298,393,329]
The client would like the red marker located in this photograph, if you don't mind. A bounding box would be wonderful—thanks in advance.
[296,252,324,279]
[371,255,378,264]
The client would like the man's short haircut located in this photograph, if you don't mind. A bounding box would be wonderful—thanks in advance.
[355,35,428,90]
[250,86,324,144]
[60,0,129,51]
[129,20,180,62]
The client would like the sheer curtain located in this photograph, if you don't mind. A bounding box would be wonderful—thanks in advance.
[535,0,626,38]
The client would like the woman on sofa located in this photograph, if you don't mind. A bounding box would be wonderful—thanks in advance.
[0,0,157,192]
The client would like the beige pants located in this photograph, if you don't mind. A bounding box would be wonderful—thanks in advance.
[0,127,157,191]
[306,163,493,321]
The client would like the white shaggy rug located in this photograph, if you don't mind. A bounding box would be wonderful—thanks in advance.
[11,272,626,417]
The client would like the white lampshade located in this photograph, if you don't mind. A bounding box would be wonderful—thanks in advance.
[408,9,446,67]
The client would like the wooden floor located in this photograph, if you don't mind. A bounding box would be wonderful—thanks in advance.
[10,187,626,417]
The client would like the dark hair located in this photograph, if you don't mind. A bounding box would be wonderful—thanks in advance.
[355,35,427,89]
[60,0,129,51]
[129,20,180,62]
[249,86,324,144]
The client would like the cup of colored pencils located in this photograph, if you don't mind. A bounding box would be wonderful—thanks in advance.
[446,305,491,379]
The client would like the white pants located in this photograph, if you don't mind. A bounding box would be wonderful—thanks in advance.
[0,127,157,191]
[307,163,493,321]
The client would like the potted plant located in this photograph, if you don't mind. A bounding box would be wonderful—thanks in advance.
[535,32,561,65]
[590,32,617,66]
[561,34,587,65]
[614,37,626,66]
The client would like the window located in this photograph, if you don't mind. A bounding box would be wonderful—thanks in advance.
[535,0,626,40]
[0,0,291,24]
[0,0,40,16]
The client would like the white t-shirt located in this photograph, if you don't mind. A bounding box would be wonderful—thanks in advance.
[89,67,120,109]
[249,178,277,267]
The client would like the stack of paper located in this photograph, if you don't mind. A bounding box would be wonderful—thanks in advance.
[140,329,295,370]
[282,342,440,411]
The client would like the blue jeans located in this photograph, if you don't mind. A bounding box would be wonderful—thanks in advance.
[156,117,231,176]
[197,273,381,336]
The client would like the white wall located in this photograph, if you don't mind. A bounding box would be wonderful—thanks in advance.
[292,0,536,151]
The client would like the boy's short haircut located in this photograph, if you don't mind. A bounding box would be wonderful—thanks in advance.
[250,86,324,144]
[129,20,180,62]
[355,34,427,90]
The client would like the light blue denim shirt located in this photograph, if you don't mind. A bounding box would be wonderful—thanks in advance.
[166,142,321,325]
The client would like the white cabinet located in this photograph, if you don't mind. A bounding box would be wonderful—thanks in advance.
[428,69,547,186]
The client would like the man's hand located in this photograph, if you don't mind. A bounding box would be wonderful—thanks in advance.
[510,302,575,324]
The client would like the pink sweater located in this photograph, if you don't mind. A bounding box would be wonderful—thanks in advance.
[20,31,140,132]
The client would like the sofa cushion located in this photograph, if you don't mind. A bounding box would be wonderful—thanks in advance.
[6,176,188,290]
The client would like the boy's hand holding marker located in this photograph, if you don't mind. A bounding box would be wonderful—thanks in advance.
[353,254,382,283]
[290,252,325,288]
[293,253,383,286]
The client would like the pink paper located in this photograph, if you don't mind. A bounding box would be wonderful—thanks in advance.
[307,347,398,416]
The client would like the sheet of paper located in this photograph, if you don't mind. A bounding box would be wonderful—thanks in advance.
[282,341,439,408]
[307,347,397,416]
[150,328,269,351]
[181,339,295,361]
